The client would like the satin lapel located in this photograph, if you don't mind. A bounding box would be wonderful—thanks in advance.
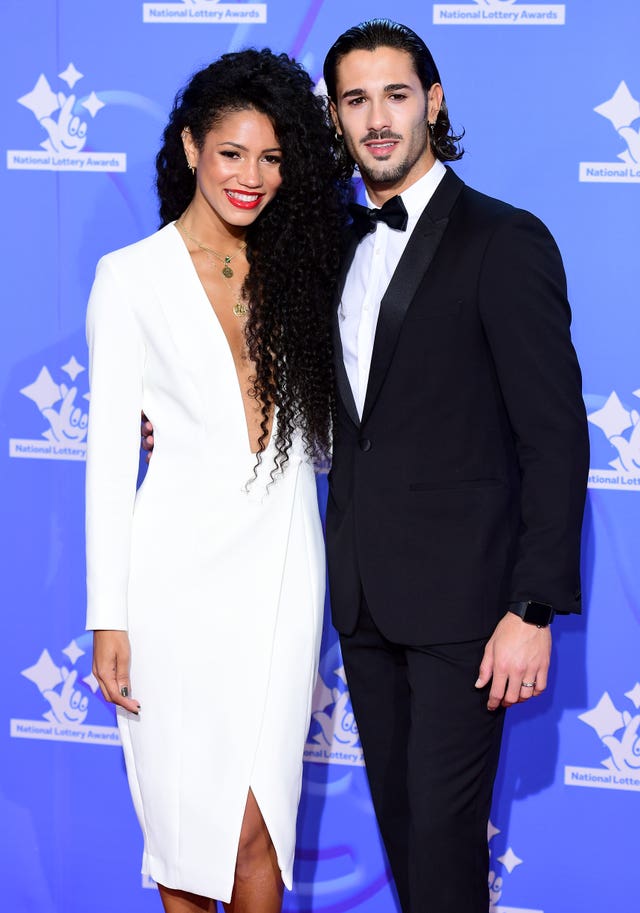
[333,229,361,428]
[360,169,464,425]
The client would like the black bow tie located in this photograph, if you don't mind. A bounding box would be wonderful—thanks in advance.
[348,195,409,241]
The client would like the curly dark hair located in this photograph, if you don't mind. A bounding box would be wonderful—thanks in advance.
[323,19,464,173]
[156,49,348,476]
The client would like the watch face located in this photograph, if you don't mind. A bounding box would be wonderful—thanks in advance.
[510,601,554,626]
[524,602,554,626]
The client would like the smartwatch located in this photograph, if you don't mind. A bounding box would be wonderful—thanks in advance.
[508,600,555,627]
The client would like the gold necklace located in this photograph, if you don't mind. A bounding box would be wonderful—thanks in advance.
[177,219,249,318]
[177,219,246,278]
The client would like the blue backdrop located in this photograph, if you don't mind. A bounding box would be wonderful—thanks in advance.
[2,2,639,912]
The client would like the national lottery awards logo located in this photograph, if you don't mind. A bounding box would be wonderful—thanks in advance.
[433,0,565,26]
[9,355,89,462]
[586,387,640,491]
[303,645,364,767]
[488,821,543,913]
[565,683,640,792]
[7,63,125,173]
[143,0,267,25]
[10,634,120,747]
[580,81,640,183]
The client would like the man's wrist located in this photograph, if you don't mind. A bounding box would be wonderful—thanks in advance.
[508,600,555,627]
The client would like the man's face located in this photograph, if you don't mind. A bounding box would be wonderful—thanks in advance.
[331,46,442,202]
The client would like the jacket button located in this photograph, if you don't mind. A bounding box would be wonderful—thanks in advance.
[359,438,372,452]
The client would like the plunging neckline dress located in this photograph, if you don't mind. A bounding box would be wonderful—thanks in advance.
[85,223,325,902]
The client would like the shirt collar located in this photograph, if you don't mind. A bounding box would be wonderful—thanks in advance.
[364,159,447,222]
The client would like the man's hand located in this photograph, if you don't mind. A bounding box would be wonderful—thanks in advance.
[141,412,154,462]
[475,612,551,711]
[92,630,140,714]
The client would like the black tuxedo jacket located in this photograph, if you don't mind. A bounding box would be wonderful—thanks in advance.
[326,168,589,645]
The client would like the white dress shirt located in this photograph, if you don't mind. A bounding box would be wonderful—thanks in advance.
[339,159,447,418]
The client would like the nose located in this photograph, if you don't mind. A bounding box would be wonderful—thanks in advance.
[367,98,390,134]
[238,157,263,188]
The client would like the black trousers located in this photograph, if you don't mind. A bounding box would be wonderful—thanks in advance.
[340,598,505,913]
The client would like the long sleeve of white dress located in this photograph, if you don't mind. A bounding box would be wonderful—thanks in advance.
[85,256,146,631]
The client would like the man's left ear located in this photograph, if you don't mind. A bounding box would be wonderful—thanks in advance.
[427,83,444,123]
[329,100,341,137]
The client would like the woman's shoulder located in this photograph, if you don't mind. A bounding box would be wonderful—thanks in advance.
[97,222,178,275]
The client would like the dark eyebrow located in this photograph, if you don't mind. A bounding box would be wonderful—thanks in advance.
[340,83,413,100]
[217,141,282,153]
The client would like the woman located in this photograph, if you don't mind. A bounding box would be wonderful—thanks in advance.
[85,49,346,913]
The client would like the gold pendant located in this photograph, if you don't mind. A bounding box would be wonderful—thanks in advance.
[233,300,248,318]
[223,258,234,279]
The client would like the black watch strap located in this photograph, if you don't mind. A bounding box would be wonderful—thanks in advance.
[508,601,555,627]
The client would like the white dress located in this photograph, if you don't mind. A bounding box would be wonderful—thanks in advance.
[85,223,325,902]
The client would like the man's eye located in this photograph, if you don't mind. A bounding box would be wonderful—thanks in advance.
[348,97,366,106]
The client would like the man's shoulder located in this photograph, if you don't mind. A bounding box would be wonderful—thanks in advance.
[454,176,546,234]
[456,179,518,222]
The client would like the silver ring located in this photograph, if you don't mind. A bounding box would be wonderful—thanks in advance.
[120,686,129,698]
[521,681,536,689]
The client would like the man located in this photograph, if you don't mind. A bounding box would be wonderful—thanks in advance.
[141,19,588,910]
[322,18,588,913]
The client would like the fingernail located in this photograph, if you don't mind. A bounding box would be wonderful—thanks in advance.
[474,679,482,688]
[120,686,129,698]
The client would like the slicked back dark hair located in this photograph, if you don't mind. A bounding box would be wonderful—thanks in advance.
[323,18,463,165]
[156,48,349,476]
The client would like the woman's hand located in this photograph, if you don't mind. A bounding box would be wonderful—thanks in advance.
[92,630,140,713]
[141,412,154,463]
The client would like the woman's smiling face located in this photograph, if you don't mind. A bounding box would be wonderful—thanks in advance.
[183,107,283,229]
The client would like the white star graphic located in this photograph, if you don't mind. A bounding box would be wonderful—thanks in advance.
[587,392,631,440]
[487,820,501,843]
[61,355,85,382]
[61,639,85,665]
[498,847,523,874]
[83,672,100,694]
[18,74,59,121]
[20,367,61,412]
[58,63,84,89]
[624,683,640,710]
[22,649,63,693]
[579,692,624,739]
[594,81,640,131]
[311,672,335,714]
[81,91,104,118]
